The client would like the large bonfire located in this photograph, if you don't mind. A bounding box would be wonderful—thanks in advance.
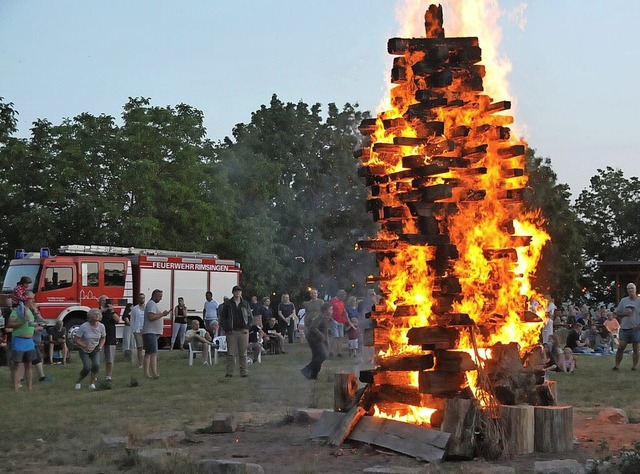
[356,2,549,426]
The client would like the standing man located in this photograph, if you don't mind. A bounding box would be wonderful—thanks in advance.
[8,291,37,391]
[203,291,219,331]
[98,295,120,382]
[220,285,252,378]
[130,293,146,368]
[142,289,170,379]
[612,283,640,371]
[302,288,324,329]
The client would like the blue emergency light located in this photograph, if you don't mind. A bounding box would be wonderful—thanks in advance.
[15,249,25,259]
[40,247,50,258]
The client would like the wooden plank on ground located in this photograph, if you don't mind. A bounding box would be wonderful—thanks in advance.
[310,410,344,439]
[349,416,449,461]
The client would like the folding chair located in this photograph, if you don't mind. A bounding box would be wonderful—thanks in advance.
[213,336,227,365]
[188,342,212,366]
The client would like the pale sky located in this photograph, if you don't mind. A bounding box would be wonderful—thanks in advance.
[1,0,638,198]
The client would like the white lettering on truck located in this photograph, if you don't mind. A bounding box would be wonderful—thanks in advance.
[150,262,230,272]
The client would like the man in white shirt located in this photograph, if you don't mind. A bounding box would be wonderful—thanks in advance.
[203,291,219,330]
[130,293,146,368]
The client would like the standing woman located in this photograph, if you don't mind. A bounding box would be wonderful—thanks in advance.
[278,293,296,344]
[74,308,106,390]
[121,303,134,361]
[171,297,188,351]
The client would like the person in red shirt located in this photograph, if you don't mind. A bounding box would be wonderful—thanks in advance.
[329,289,353,358]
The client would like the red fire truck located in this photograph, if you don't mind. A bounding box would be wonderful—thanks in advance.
[1,245,241,344]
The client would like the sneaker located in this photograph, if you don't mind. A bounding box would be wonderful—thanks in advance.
[240,374,248,378]
[89,384,96,390]
[612,367,619,371]
[75,383,81,390]
[105,376,112,381]
[225,374,233,378]
[203,361,209,366]
[39,375,54,382]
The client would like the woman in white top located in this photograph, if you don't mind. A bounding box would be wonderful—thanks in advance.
[74,308,106,390]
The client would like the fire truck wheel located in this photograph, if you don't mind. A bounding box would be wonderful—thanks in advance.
[65,315,85,350]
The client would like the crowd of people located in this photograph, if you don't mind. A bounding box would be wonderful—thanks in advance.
[0,278,381,389]
[540,282,640,373]
[4,275,640,391]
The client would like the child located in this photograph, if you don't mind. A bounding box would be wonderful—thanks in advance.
[12,276,32,316]
[347,317,359,357]
[562,347,577,373]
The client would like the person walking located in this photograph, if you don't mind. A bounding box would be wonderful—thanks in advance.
[142,289,170,379]
[612,283,640,370]
[301,303,332,380]
[74,308,106,390]
[220,285,252,378]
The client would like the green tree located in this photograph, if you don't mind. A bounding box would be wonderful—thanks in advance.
[525,149,584,301]
[573,167,640,301]
[0,98,238,268]
[218,95,377,299]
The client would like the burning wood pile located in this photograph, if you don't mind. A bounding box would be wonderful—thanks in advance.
[340,4,570,459]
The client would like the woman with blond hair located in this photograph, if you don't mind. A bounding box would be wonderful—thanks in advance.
[74,308,106,390]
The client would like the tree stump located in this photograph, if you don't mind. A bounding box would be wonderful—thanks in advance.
[441,398,477,460]
[534,406,573,453]
[334,372,359,412]
[500,405,534,455]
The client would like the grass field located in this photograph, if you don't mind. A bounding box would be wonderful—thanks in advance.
[2,343,639,472]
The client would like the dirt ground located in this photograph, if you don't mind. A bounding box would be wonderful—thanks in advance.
[176,410,640,473]
[14,410,640,473]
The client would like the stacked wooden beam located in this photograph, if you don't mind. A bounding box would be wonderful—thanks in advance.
[351,5,558,457]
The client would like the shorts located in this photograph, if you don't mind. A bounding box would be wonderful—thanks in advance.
[142,333,159,354]
[618,328,640,344]
[329,320,344,338]
[134,333,144,349]
[103,344,116,363]
[12,349,36,363]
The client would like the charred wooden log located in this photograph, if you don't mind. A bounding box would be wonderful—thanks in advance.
[378,353,435,372]
[434,350,477,372]
[424,4,444,38]
[388,37,479,55]
[419,371,467,396]
[407,326,460,349]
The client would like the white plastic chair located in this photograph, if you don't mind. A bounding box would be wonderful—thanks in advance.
[213,336,227,365]
[188,342,212,366]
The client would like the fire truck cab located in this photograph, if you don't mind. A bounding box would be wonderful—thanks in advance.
[1,245,241,344]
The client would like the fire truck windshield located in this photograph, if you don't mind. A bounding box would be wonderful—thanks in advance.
[2,264,40,293]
